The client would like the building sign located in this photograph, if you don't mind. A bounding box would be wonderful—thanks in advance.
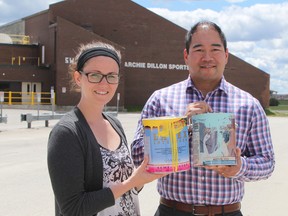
[65,57,74,64]
[124,61,188,70]
[65,57,188,71]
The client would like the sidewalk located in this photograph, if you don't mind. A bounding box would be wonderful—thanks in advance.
[0,108,287,216]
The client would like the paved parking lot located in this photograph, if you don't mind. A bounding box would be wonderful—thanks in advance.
[0,108,287,216]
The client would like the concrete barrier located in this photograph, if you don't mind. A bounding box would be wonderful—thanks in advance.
[0,115,7,123]
[20,113,65,128]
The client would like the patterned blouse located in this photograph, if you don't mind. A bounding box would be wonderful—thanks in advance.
[98,139,140,216]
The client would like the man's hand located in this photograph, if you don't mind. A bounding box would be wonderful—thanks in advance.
[185,101,213,117]
[204,148,242,178]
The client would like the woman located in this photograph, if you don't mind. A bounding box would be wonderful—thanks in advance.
[47,41,164,216]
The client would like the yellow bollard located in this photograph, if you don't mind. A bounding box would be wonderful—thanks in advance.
[8,91,12,105]
[31,92,35,105]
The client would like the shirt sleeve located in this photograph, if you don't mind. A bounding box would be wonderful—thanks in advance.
[47,124,115,216]
[234,99,275,182]
[131,91,162,167]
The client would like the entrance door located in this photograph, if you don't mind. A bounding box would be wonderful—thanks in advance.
[21,82,42,104]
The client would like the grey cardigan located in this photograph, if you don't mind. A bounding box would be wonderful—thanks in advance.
[48,107,127,216]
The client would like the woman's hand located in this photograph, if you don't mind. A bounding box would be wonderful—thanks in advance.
[132,156,168,187]
[111,156,168,199]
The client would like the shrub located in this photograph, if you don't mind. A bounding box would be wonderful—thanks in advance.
[269,98,279,106]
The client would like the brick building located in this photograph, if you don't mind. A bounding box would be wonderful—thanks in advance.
[0,0,270,108]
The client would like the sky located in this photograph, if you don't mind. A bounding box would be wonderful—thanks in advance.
[0,0,287,94]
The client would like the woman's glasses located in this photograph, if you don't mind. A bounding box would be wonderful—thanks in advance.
[79,71,119,84]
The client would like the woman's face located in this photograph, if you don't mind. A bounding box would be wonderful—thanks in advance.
[74,56,119,106]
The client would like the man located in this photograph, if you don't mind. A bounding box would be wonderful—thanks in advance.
[131,20,275,216]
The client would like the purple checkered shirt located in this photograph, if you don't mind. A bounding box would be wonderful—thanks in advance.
[131,76,275,205]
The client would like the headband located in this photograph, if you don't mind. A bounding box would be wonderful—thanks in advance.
[76,47,120,71]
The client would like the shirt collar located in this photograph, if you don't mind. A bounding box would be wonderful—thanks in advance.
[218,77,229,95]
[186,76,229,95]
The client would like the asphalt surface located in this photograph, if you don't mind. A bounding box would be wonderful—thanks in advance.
[0,108,287,216]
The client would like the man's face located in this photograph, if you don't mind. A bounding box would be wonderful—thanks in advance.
[184,26,228,85]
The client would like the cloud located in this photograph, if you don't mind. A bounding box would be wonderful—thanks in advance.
[225,0,247,3]
[153,0,224,2]
[149,2,288,93]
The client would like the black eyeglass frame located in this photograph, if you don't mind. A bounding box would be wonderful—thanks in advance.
[78,71,120,84]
